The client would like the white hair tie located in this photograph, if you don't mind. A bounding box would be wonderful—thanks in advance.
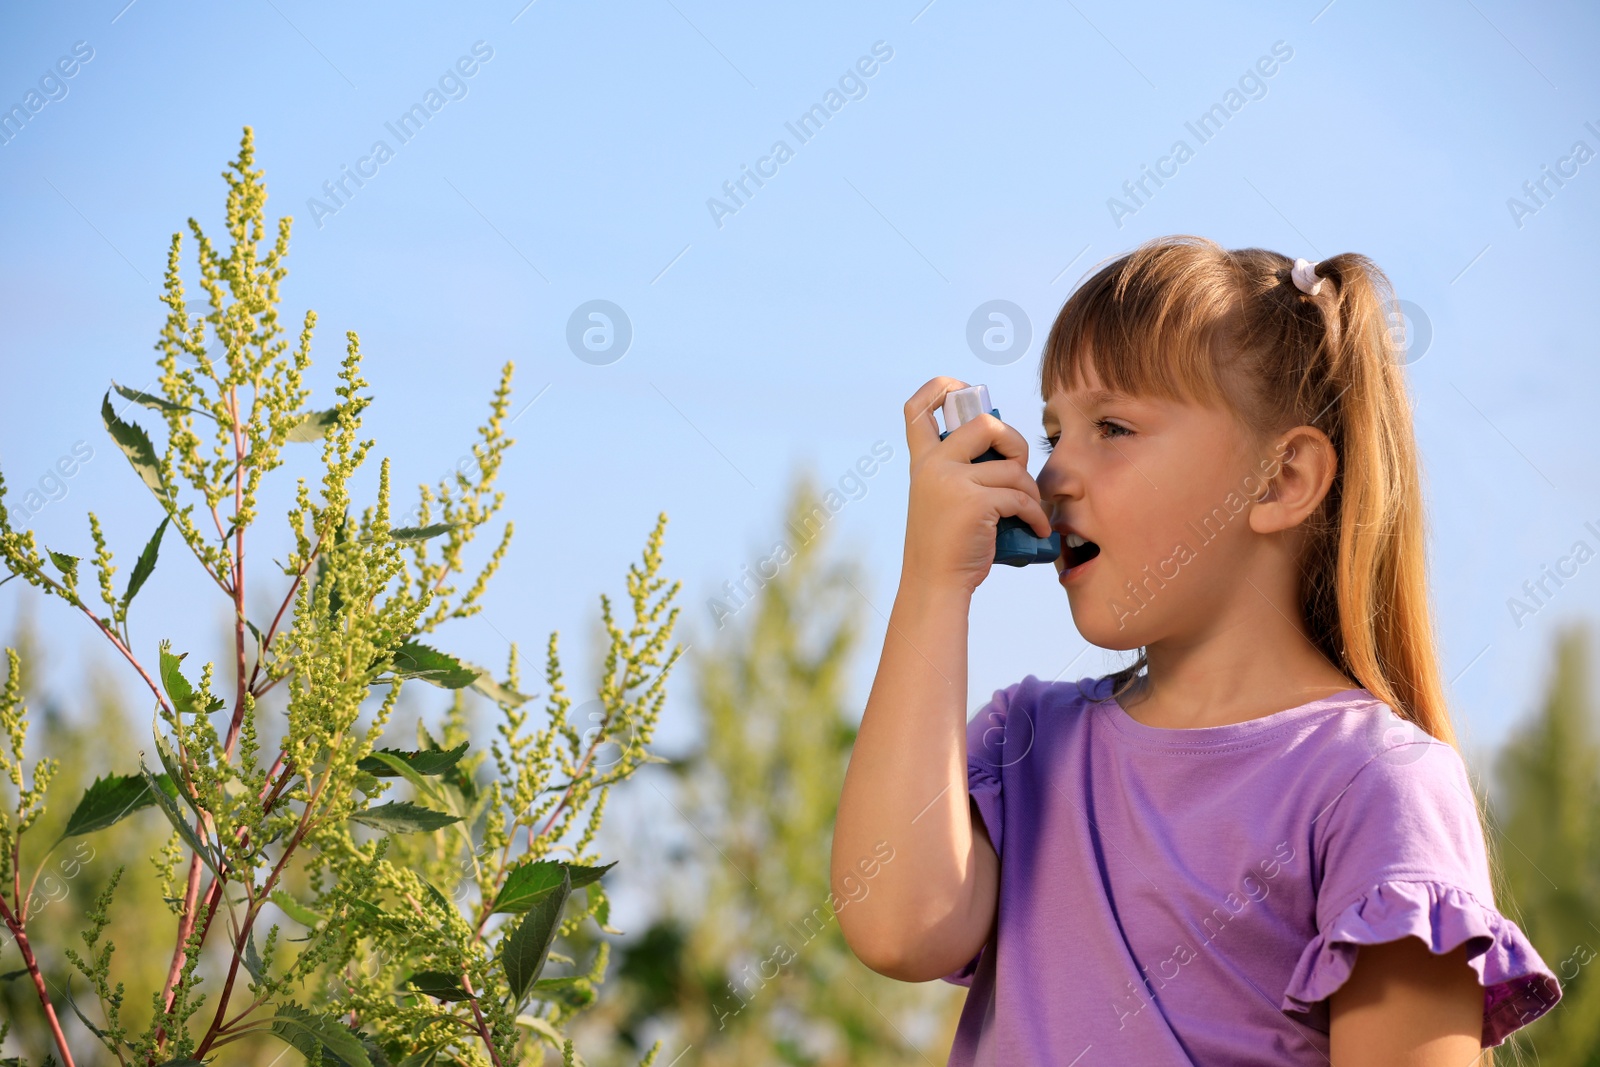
[1291,258,1324,296]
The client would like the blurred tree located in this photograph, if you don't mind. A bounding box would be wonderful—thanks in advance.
[572,471,962,1065]
[0,600,175,1064]
[1492,622,1600,1065]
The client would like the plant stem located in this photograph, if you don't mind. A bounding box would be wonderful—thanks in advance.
[2,913,77,1067]
[153,843,204,1050]
[162,393,254,1049]
[530,687,634,851]
[66,597,172,717]
[185,756,299,1052]
[3,833,77,1067]
[225,386,248,757]
[191,881,246,1059]
[159,752,298,1054]
[247,535,321,696]
[461,971,506,1067]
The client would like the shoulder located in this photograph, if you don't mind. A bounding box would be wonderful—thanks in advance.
[1307,704,1492,914]
[964,673,1103,770]
[1282,691,1477,819]
[968,672,1107,723]
[1306,696,1480,842]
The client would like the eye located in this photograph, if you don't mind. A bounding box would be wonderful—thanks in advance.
[1095,419,1131,439]
[1036,433,1058,454]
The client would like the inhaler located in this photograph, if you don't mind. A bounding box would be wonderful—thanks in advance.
[938,384,1062,567]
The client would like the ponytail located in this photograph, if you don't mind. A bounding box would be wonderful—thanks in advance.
[1296,254,1454,746]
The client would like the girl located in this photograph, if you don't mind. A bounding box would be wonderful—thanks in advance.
[832,236,1562,1065]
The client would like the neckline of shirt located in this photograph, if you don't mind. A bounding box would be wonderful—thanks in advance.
[1083,675,1380,749]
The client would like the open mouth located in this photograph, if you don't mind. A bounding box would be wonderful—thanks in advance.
[1062,533,1101,569]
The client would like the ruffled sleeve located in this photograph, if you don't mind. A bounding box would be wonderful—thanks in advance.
[1279,734,1562,1046]
[1281,878,1562,1046]
[939,679,1029,987]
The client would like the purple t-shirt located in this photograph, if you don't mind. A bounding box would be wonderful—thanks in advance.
[939,674,1561,1065]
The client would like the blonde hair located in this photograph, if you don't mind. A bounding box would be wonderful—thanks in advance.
[1042,235,1456,749]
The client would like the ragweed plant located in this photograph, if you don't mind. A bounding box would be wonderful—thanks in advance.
[0,127,680,1067]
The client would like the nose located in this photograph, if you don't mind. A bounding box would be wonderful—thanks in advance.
[1034,446,1081,509]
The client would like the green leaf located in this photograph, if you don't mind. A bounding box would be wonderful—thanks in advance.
[139,761,221,878]
[315,551,345,622]
[354,752,438,807]
[153,732,207,829]
[466,665,531,709]
[270,890,324,927]
[47,549,79,581]
[156,1059,208,1066]
[419,723,478,802]
[493,860,615,915]
[101,392,167,497]
[357,742,469,778]
[349,801,460,834]
[158,645,225,717]
[159,646,199,715]
[405,971,474,1002]
[242,930,266,982]
[122,515,169,608]
[394,1043,449,1067]
[389,523,461,542]
[389,641,477,689]
[517,1012,569,1052]
[590,882,622,935]
[345,897,392,926]
[454,763,484,806]
[64,978,111,1043]
[285,407,340,443]
[421,879,453,914]
[270,1003,373,1067]
[0,968,30,982]
[501,864,570,1007]
[111,380,204,418]
[57,772,174,843]
[533,975,595,1010]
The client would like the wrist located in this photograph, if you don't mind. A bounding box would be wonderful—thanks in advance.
[892,579,972,617]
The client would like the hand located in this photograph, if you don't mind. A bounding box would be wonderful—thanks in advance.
[899,376,1053,598]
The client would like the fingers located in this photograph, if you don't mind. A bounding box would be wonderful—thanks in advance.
[903,376,971,463]
[971,472,1053,539]
[1004,488,1055,539]
[942,412,1031,464]
[902,380,1054,540]
[965,452,1043,498]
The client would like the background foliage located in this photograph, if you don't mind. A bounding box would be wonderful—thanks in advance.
[571,474,964,1066]
[1492,622,1600,1066]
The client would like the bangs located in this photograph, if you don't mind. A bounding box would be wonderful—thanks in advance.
[1040,236,1247,410]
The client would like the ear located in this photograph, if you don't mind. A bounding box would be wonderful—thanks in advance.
[1247,424,1337,535]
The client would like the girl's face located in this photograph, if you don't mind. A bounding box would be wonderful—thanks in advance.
[1036,364,1288,652]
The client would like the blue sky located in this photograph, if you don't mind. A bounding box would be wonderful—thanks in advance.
[1,0,1597,799]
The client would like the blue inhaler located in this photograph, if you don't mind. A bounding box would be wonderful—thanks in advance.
[938,384,1062,567]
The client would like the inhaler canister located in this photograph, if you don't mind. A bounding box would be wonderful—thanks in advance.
[938,385,1061,567]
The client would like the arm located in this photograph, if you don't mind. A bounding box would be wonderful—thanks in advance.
[1329,936,1483,1066]
[832,376,1049,982]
